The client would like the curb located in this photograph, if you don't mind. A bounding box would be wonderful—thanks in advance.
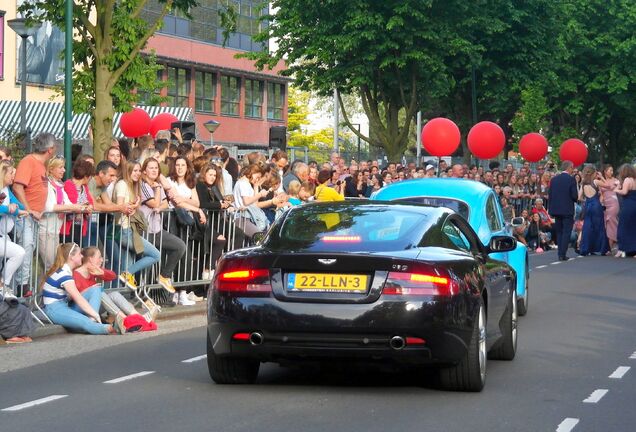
[31,302,206,340]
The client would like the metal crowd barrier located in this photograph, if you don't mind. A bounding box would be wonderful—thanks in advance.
[0,207,256,326]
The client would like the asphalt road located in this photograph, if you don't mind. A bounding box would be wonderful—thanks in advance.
[1,250,635,432]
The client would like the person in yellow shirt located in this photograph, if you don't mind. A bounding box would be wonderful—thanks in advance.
[315,170,345,202]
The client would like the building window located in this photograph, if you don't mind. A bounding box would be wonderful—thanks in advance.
[244,79,263,118]
[195,71,216,113]
[220,75,240,116]
[167,66,190,107]
[267,82,284,120]
[143,0,268,52]
[137,69,164,106]
[0,12,4,80]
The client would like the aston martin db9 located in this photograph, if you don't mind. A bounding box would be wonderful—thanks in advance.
[207,202,518,391]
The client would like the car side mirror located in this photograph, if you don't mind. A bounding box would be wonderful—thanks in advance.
[511,217,525,227]
[488,235,517,253]
[252,232,266,245]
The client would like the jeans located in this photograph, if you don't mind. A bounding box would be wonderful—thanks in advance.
[14,217,36,286]
[101,290,137,316]
[118,228,160,275]
[45,287,110,335]
[0,236,26,286]
[147,230,186,278]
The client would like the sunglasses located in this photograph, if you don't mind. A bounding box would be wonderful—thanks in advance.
[52,154,65,161]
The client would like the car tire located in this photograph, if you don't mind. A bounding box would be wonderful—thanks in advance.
[207,334,260,384]
[489,289,517,361]
[518,266,529,316]
[439,298,486,392]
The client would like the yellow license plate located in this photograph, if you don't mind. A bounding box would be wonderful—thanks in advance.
[288,273,368,293]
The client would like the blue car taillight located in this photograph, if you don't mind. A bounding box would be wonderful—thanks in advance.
[383,271,459,296]
[216,269,272,296]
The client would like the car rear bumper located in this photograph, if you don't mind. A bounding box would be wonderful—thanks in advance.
[207,295,479,366]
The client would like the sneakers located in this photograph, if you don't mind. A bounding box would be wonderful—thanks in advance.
[187,292,204,302]
[119,272,138,291]
[201,269,210,280]
[178,290,196,306]
[157,275,176,294]
[114,314,126,335]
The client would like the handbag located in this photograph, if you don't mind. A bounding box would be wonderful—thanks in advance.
[245,204,269,232]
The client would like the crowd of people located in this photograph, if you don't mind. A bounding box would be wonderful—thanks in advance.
[1,132,635,343]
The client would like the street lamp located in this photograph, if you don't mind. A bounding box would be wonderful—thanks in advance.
[204,119,220,146]
[8,17,42,154]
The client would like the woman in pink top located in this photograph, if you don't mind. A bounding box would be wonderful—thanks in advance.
[598,164,620,252]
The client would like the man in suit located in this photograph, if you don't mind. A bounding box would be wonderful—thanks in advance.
[548,161,578,260]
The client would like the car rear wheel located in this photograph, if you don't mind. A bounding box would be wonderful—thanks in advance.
[439,299,486,392]
[489,289,517,361]
[207,334,260,384]
[518,265,529,316]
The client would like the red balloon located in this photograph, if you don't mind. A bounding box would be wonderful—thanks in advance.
[119,108,151,138]
[559,138,588,167]
[467,121,505,159]
[149,113,180,138]
[519,133,548,162]
[422,118,461,157]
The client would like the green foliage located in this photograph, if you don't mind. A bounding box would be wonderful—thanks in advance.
[511,86,551,151]
[540,0,636,165]
[0,127,28,162]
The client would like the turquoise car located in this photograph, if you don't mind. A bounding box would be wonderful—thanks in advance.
[372,178,529,315]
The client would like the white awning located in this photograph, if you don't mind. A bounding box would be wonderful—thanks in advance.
[0,100,193,140]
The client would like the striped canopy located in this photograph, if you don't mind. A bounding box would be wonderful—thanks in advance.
[0,100,193,140]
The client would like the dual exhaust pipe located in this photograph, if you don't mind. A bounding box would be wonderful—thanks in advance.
[390,336,406,350]
[249,332,264,346]
[246,333,412,350]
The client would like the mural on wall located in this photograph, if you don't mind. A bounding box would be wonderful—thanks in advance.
[15,0,65,86]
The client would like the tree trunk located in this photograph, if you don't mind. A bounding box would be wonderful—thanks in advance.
[93,64,114,162]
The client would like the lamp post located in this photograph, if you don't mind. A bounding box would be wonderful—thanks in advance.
[8,17,42,154]
[204,119,220,146]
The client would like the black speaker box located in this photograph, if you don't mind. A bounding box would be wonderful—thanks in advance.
[171,121,197,141]
[269,126,287,151]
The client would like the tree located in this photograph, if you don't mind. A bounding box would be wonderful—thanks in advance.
[19,0,198,159]
[247,0,492,162]
[511,86,551,150]
[541,0,636,165]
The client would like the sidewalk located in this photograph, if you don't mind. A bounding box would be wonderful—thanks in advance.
[31,302,206,339]
[1,303,207,374]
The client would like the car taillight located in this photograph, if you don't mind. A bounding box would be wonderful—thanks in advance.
[383,271,458,296]
[216,269,272,296]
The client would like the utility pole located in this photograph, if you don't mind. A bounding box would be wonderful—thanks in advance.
[64,0,73,173]
[333,88,339,154]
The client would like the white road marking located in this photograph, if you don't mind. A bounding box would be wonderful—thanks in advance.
[2,395,68,412]
[609,366,630,379]
[583,389,608,403]
[629,351,636,359]
[550,261,561,265]
[182,354,207,363]
[536,265,548,269]
[556,418,579,432]
[103,371,155,384]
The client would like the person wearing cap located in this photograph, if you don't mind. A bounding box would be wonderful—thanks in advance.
[315,169,345,202]
[425,164,436,178]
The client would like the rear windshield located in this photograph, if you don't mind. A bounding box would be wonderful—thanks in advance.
[393,197,469,220]
[266,205,437,252]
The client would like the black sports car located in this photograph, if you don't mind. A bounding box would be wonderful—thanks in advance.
[207,202,518,391]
